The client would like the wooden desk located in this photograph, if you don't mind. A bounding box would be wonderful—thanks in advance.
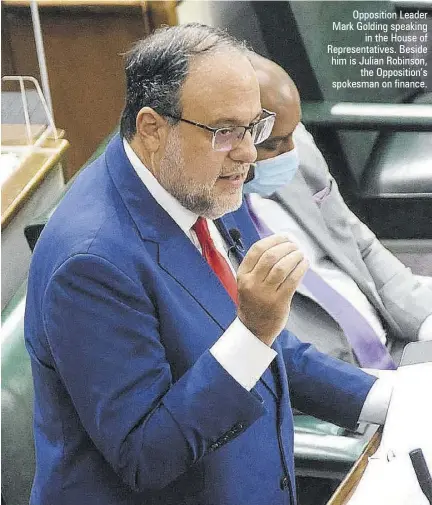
[1,124,47,146]
[1,127,68,308]
[1,129,68,229]
[327,428,382,505]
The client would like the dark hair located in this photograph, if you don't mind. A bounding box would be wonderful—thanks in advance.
[120,23,249,140]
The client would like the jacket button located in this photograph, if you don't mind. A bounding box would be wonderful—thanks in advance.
[231,422,244,434]
[280,476,290,490]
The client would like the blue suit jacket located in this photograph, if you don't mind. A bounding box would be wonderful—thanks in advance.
[25,135,375,505]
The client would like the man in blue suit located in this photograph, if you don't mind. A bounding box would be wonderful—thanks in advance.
[25,24,386,505]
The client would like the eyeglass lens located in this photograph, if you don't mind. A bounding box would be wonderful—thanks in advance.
[213,128,244,152]
[213,115,275,152]
[254,115,275,145]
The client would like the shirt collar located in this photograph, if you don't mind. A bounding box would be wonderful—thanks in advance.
[123,138,198,234]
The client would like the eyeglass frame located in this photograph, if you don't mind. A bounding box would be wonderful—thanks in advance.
[164,109,276,151]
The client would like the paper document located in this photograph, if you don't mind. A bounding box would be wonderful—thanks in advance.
[347,362,432,505]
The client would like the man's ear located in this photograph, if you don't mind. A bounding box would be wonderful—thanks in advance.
[135,107,168,153]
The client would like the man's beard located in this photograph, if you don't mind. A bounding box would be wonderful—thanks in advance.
[158,135,243,219]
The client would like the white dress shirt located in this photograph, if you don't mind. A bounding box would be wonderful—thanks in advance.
[123,139,394,424]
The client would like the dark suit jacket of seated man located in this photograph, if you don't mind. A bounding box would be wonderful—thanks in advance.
[24,24,377,505]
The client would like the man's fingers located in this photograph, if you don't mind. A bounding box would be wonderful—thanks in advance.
[237,234,294,276]
[265,250,305,286]
[253,242,300,282]
[278,257,309,292]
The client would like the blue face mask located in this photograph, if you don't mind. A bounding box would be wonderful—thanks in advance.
[243,148,299,197]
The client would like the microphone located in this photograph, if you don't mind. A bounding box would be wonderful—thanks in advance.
[213,218,244,260]
[229,228,244,252]
[409,449,432,505]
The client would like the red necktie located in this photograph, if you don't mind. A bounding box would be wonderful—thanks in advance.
[192,217,238,304]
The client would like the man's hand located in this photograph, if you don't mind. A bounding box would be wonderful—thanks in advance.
[237,235,308,346]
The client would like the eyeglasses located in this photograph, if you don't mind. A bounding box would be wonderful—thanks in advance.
[165,109,276,152]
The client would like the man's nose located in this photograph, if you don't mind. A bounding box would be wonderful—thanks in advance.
[229,130,257,163]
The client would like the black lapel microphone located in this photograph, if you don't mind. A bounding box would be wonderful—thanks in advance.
[214,219,245,260]
[228,228,244,253]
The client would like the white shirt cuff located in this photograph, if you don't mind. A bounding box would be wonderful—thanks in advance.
[210,317,277,391]
[418,314,432,341]
[358,370,397,425]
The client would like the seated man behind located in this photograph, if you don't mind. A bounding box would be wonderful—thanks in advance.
[245,53,432,367]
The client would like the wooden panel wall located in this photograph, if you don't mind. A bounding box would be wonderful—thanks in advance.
[2,2,178,180]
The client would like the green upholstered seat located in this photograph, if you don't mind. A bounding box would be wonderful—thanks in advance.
[1,281,34,505]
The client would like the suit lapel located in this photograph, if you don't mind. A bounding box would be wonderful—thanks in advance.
[275,176,376,296]
[274,175,385,312]
[105,135,236,331]
[158,230,237,331]
[270,339,290,406]
[215,213,245,264]
[275,174,338,259]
